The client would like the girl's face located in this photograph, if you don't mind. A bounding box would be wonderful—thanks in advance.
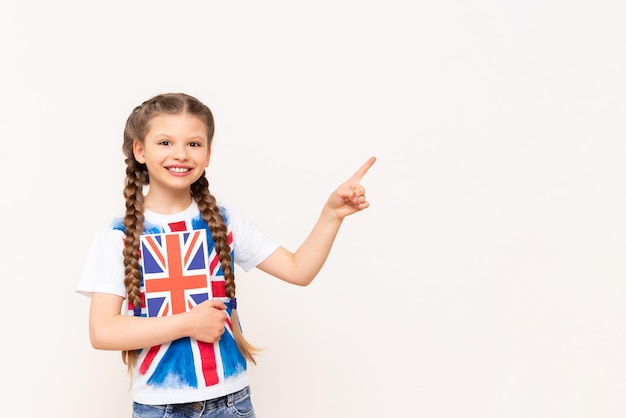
[133,113,211,197]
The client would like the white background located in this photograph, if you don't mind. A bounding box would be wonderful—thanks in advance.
[1,1,625,417]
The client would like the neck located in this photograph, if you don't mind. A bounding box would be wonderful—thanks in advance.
[144,191,194,214]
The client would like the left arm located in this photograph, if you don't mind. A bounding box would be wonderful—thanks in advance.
[257,156,376,285]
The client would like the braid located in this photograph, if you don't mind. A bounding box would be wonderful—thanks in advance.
[192,174,260,365]
[120,158,146,372]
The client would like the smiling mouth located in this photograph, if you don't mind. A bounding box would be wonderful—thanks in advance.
[168,167,191,173]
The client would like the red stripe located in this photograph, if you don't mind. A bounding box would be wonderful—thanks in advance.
[197,341,219,386]
[183,231,200,265]
[209,253,219,275]
[212,281,226,298]
[145,236,166,267]
[138,345,161,375]
[169,221,187,232]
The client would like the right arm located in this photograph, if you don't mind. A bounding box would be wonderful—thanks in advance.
[88,293,228,351]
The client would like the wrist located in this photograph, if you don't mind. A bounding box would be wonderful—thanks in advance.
[320,205,344,225]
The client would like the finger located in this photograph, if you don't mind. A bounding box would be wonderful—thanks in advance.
[354,201,370,210]
[208,300,227,310]
[344,189,365,202]
[350,156,376,182]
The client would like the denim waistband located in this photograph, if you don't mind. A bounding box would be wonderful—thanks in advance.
[146,386,251,415]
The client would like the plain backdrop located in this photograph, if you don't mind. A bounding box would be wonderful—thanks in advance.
[1,1,625,417]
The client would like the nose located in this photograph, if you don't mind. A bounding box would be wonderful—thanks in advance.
[172,144,189,161]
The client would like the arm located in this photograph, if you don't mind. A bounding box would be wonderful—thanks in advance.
[88,292,228,351]
[256,156,376,286]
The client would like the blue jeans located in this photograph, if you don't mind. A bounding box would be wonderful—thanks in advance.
[132,386,255,418]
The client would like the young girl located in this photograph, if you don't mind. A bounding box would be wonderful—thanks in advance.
[77,92,375,418]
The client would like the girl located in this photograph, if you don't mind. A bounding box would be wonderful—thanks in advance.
[77,92,375,418]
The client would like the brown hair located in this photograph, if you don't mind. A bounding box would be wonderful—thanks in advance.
[120,93,258,375]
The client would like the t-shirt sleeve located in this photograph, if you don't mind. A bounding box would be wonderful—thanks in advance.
[225,205,280,272]
[76,225,127,298]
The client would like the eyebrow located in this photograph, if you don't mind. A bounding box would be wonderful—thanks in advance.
[151,134,208,141]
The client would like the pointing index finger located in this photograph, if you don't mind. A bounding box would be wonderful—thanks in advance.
[350,156,376,181]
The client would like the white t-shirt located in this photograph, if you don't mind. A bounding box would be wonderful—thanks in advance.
[77,201,279,405]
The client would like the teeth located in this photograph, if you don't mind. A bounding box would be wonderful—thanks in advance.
[169,167,190,173]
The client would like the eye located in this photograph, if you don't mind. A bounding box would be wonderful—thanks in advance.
[158,140,170,146]
[189,141,202,147]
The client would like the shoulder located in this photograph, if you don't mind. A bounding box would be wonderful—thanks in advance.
[217,204,279,270]
[216,202,253,236]
[91,219,126,249]
[217,203,258,234]
[109,216,126,232]
[218,203,242,224]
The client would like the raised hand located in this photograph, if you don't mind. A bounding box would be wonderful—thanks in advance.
[255,156,376,286]
[326,156,376,220]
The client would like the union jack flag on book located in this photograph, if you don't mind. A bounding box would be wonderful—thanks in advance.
[140,230,212,316]
[134,227,245,391]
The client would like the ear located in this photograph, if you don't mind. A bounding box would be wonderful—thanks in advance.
[204,147,212,168]
[133,139,146,163]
